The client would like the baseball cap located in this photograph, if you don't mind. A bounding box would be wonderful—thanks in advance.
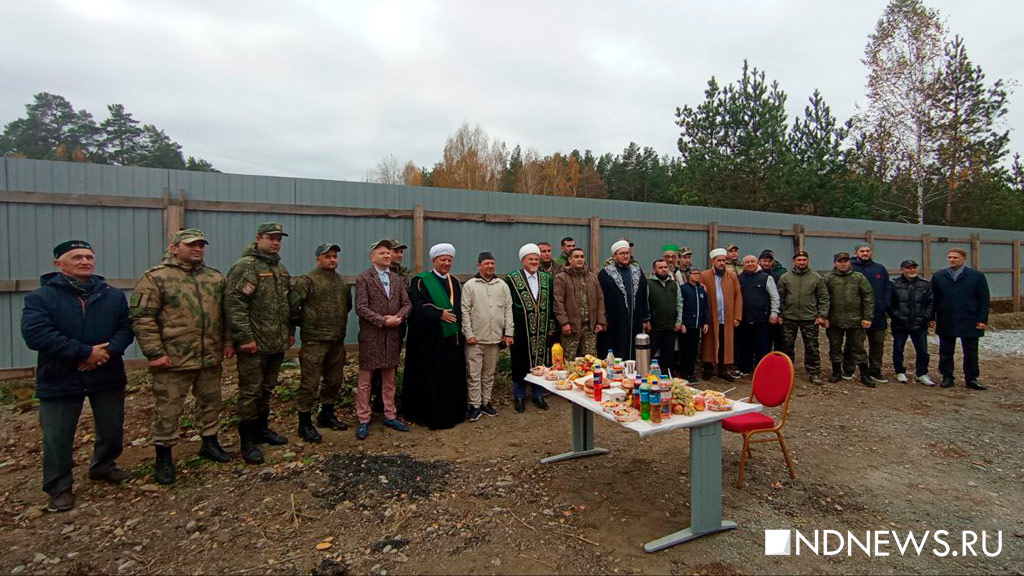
[315,243,341,256]
[257,222,288,236]
[900,259,919,268]
[172,228,208,245]
[834,252,851,262]
[759,249,775,260]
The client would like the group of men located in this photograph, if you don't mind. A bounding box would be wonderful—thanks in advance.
[20,227,991,513]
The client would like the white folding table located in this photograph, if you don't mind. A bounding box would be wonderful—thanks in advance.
[524,374,763,553]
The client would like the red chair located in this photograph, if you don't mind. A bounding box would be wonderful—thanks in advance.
[722,351,797,488]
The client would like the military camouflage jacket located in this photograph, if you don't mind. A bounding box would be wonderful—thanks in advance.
[289,267,351,342]
[130,255,229,370]
[390,264,412,288]
[225,243,293,353]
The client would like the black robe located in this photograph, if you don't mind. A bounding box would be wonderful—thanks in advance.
[597,263,649,360]
[506,269,556,382]
[402,273,468,430]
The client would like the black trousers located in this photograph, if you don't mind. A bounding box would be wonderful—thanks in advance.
[938,335,980,380]
[892,329,930,376]
[736,321,771,373]
[650,329,677,375]
[39,387,125,496]
[678,329,701,380]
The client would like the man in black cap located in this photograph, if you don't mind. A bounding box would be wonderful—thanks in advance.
[290,242,351,443]
[461,251,514,421]
[850,243,892,384]
[824,252,875,387]
[21,240,135,511]
[888,260,935,386]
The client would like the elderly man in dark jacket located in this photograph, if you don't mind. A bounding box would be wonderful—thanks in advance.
[851,244,892,384]
[21,241,135,512]
[888,259,935,386]
[931,248,990,390]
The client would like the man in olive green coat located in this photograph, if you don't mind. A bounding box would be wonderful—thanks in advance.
[290,243,351,442]
[824,252,875,387]
[777,251,830,384]
[225,222,295,465]
[131,228,234,484]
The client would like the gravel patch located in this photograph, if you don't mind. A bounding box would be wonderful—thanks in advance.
[979,329,1024,356]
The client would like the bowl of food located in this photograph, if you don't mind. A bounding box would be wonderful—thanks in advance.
[554,370,568,380]
[555,379,573,390]
[531,366,547,377]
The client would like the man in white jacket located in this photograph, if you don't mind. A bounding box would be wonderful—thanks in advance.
[461,251,515,421]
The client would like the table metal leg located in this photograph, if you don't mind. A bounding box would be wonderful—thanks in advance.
[540,403,610,464]
[644,422,736,553]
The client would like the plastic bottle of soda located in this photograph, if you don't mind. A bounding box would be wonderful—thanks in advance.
[639,377,651,420]
[661,384,672,420]
[650,358,660,379]
[605,349,616,369]
[593,369,603,402]
[649,382,662,423]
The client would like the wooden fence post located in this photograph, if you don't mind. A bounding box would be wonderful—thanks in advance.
[970,233,981,269]
[792,223,805,254]
[865,229,875,248]
[707,221,719,257]
[1013,239,1021,313]
[413,204,424,273]
[921,233,931,277]
[590,216,601,273]
[162,187,185,243]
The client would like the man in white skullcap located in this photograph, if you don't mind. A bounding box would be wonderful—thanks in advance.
[700,248,743,382]
[402,243,469,429]
[506,243,557,413]
[598,239,650,359]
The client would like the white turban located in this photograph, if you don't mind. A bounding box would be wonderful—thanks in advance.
[709,248,728,259]
[519,243,541,262]
[429,243,455,260]
[610,240,630,255]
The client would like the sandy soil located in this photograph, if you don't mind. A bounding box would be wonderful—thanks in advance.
[1,318,1022,575]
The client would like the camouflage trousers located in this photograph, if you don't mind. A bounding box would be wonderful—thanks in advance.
[151,366,223,446]
[779,319,821,375]
[236,352,285,422]
[826,326,867,366]
[561,327,597,360]
[297,340,346,412]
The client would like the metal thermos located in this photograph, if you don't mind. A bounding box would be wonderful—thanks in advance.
[635,333,651,378]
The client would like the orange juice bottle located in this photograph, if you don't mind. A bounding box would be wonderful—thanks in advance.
[551,342,564,370]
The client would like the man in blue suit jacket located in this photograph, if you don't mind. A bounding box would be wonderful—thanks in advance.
[21,241,135,512]
[930,248,989,390]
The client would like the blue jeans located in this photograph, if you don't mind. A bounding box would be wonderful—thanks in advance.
[892,329,930,376]
[513,380,543,400]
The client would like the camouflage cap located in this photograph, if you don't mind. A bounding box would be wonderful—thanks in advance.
[390,239,408,250]
[315,242,341,256]
[726,243,739,251]
[172,228,208,245]
[834,251,851,262]
[256,222,288,236]
[53,240,93,259]
[678,246,693,256]
[369,239,393,253]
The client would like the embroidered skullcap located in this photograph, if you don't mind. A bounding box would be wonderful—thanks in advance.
[519,243,540,261]
[429,243,455,260]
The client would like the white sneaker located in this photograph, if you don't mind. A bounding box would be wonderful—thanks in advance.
[917,375,936,387]
[895,373,908,384]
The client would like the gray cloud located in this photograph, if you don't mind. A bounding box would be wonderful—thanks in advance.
[1,0,1021,180]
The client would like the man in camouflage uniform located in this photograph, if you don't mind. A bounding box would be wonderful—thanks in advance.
[131,228,234,484]
[778,251,830,384]
[225,222,294,465]
[289,243,351,443]
[388,239,413,287]
[824,252,875,387]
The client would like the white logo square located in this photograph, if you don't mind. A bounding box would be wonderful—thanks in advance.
[765,529,792,556]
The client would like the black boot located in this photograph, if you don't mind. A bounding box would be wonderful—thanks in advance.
[154,445,175,485]
[859,364,876,388]
[239,421,265,465]
[198,434,231,463]
[829,362,843,383]
[256,412,288,445]
[298,412,322,443]
[317,403,349,431]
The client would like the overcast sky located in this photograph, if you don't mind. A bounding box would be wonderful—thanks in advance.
[2,0,1022,181]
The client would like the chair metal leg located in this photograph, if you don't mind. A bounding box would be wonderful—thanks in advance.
[777,431,796,479]
[737,434,751,488]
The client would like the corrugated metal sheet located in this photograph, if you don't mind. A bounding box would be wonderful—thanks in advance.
[3,157,1023,372]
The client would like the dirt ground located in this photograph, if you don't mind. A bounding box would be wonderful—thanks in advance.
[1,317,1022,575]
